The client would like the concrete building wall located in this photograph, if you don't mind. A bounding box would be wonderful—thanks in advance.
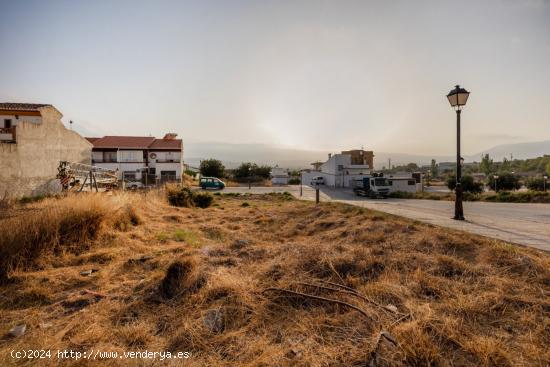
[0,106,92,198]
[149,151,181,162]
[156,162,182,178]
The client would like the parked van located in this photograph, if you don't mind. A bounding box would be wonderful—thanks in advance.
[200,177,225,190]
[310,176,325,186]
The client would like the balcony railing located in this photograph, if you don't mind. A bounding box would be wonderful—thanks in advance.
[0,127,16,143]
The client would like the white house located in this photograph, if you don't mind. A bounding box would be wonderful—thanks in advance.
[270,166,289,185]
[87,133,183,183]
[302,151,373,188]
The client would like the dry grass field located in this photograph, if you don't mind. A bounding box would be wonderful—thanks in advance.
[0,191,548,366]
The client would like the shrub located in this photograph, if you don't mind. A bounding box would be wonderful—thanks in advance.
[167,186,194,207]
[166,185,213,208]
[288,178,300,184]
[192,192,213,208]
[526,177,546,191]
[486,172,521,191]
[446,174,483,193]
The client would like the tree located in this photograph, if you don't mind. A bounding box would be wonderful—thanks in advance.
[486,172,521,192]
[480,154,493,175]
[254,165,272,179]
[234,162,255,180]
[446,174,483,193]
[234,163,272,181]
[200,159,225,178]
[430,159,438,177]
[406,163,419,172]
[526,177,545,191]
[500,157,511,172]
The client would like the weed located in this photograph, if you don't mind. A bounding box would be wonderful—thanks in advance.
[173,229,202,247]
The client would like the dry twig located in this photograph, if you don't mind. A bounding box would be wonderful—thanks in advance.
[263,287,372,320]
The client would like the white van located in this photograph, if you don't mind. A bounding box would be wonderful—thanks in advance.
[310,176,325,186]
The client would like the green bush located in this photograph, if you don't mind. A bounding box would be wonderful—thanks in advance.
[167,186,194,207]
[191,192,213,208]
[288,178,300,184]
[526,177,546,191]
[486,172,521,192]
[446,174,483,193]
[167,186,213,208]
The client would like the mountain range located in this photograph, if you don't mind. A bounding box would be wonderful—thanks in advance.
[185,140,550,170]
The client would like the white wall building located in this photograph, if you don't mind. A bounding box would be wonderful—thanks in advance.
[270,167,289,185]
[302,152,373,188]
[87,134,183,183]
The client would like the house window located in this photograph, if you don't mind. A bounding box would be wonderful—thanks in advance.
[4,119,12,129]
[408,180,415,185]
[103,151,117,162]
[160,170,177,183]
[123,171,136,181]
[149,168,156,175]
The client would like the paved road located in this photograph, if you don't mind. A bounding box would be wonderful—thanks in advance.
[222,186,550,251]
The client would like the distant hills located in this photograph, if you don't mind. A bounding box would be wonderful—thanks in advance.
[184,140,550,170]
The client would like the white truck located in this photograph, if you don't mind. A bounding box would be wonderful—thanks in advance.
[352,174,391,198]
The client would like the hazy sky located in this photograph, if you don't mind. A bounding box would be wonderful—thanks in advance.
[1,0,549,155]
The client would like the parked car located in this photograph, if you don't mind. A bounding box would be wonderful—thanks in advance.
[200,177,225,190]
[126,181,144,190]
[310,176,325,186]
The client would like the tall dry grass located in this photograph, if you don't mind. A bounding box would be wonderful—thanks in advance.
[0,192,548,366]
[0,193,140,282]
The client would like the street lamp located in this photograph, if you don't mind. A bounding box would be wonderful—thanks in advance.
[493,174,499,192]
[544,175,548,192]
[248,166,252,189]
[447,85,470,220]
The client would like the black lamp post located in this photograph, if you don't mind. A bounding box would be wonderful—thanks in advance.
[447,85,470,220]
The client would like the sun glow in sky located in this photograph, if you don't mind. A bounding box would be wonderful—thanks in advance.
[1,0,549,155]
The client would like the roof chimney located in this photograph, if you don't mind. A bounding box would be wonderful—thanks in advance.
[163,133,178,140]
[328,153,332,159]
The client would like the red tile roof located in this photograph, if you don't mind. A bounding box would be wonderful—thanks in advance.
[149,138,182,149]
[87,135,182,150]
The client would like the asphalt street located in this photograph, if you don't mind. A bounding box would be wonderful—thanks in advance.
[221,185,550,251]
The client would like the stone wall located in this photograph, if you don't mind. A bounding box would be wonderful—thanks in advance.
[0,106,92,198]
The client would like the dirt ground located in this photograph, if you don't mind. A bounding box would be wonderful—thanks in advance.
[0,191,548,366]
